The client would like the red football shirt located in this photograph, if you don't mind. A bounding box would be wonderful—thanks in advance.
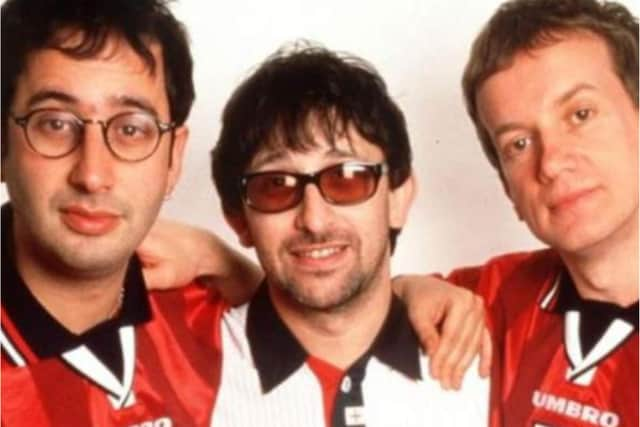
[1,278,227,427]
[450,250,638,427]
[1,203,231,426]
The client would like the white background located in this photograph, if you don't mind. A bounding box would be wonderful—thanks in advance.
[3,0,637,275]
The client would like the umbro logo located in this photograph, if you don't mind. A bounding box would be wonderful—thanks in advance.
[532,390,620,427]
[129,416,173,427]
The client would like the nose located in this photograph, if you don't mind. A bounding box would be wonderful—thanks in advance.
[536,128,576,183]
[68,124,115,193]
[294,183,333,233]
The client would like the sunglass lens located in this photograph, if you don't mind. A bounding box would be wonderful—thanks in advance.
[245,173,300,212]
[320,164,377,204]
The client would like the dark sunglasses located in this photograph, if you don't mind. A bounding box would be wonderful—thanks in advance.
[240,162,388,213]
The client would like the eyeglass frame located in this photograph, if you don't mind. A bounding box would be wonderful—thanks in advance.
[239,161,389,213]
[9,108,177,162]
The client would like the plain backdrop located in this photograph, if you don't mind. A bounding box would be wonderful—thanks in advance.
[2,0,638,276]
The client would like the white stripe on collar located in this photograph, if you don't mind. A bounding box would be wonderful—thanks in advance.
[564,310,634,386]
[0,327,26,367]
[540,274,562,310]
[61,325,136,409]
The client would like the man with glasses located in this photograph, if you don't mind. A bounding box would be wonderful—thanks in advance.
[207,44,487,426]
[1,0,259,425]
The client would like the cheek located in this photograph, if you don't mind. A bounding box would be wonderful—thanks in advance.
[122,157,169,194]
[121,165,169,220]
[501,172,533,216]
[347,202,390,248]
[247,215,288,251]
[245,217,289,275]
[619,126,638,173]
[4,155,62,209]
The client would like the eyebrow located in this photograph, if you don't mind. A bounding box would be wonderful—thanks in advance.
[23,90,160,118]
[491,83,599,140]
[492,122,524,141]
[250,146,357,171]
[325,146,358,159]
[25,90,78,109]
[250,150,289,170]
[553,83,597,107]
[115,95,160,118]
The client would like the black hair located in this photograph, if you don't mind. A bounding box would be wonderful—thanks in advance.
[1,0,195,157]
[212,42,412,213]
[212,42,412,253]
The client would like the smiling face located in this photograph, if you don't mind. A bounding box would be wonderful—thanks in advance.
[227,123,414,311]
[476,31,638,257]
[3,33,187,279]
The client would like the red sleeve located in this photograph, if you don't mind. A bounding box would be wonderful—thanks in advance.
[452,251,555,427]
[445,266,483,293]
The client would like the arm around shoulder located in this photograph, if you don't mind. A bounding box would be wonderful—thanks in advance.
[138,218,262,305]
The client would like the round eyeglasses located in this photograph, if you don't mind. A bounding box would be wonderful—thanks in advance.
[10,108,176,162]
[240,162,388,213]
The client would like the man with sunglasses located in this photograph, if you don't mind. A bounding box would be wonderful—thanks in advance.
[207,44,488,426]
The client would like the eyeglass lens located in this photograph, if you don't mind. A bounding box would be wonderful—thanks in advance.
[22,109,161,161]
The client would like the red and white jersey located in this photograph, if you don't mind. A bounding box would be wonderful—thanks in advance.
[450,250,638,427]
[1,276,227,427]
[1,205,228,427]
[211,285,488,427]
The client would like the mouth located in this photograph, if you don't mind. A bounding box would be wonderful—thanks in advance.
[289,244,349,270]
[549,187,599,213]
[60,205,121,236]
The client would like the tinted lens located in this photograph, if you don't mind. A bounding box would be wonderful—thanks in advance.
[244,173,301,212]
[242,163,384,213]
[319,163,378,204]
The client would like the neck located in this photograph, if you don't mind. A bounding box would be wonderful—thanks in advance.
[270,268,392,370]
[560,214,638,307]
[13,237,128,335]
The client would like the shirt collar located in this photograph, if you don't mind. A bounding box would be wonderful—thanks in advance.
[1,203,152,358]
[543,269,638,329]
[246,281,422,394]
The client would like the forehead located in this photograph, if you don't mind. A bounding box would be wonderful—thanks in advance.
[12,33,168,115]
[477,32,623,124]
[248,121,385,171]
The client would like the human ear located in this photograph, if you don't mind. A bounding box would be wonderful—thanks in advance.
[389,172,416,228]
[164,125,188,197]
[225,211,255,248]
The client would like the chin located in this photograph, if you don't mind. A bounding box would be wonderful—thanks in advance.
[53,240,135,275]
[543,228,616,257]
[284,278,364,311]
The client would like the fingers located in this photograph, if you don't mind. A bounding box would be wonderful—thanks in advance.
[141,263,177,290]
[395,273,489,390]
[136,217,203,290]
[478,327,493,378]
[403,276,446,360]
[430,293,485,390]
[136,226,166,267]
[415,321,441,359]
[450,320,483,389]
